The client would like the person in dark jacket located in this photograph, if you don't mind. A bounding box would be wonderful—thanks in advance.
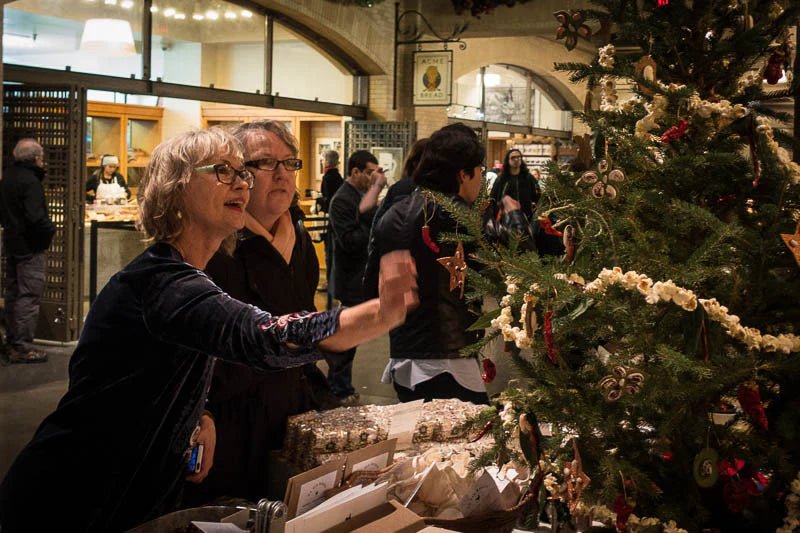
[489,148,540,222]
[327,150,387,402]
[0,128,418,533]
[184,120,338,506]
[0,138,55,363]
[366,124,528,404]
[319,150,343,301]
[364,138,428,295]
[86,154,131,203]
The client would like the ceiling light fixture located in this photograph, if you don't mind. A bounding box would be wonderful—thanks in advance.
[163,7,176,17]
[104,0,117,4]
[241,10,253,18]
[80,18,136,56]
[150,5,159,12]
[224,11,237,19]
[120,0,134,8]
[174,12,185,19]
[205,10,219,20]
[192,13,204,20]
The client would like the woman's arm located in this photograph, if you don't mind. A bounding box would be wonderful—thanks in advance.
[140,250,416,368]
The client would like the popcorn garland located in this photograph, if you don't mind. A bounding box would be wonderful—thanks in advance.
[591,505,689,533]
[490,276,539,349]
[581,267,800,353]
[598,44,615,69]
[755,117,800,185]
[777,471,800,533]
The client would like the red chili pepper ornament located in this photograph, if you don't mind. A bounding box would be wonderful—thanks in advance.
[421,224,440,253]
[737,381,768,430]
[660,120,689,143]
[481,358,497,383]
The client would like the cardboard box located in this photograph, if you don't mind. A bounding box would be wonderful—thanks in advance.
[322,500,426,533]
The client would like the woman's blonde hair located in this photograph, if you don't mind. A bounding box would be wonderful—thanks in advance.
[137,127,243,243]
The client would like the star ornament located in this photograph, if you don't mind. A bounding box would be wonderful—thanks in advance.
[781,223,800,268]
[565,439,591,513]
[437,240,467,298]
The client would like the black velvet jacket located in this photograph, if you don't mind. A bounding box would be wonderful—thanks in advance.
[0,243,341,533]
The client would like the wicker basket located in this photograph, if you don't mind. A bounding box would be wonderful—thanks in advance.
[422,491,534,533]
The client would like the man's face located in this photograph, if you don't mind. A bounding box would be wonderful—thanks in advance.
[508,152,522,171]
[350,162,378,192]
[244,131,297,224]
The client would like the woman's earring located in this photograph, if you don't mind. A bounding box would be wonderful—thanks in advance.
[176,210,183,220]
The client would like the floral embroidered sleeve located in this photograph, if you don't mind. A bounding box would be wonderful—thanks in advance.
[141,261,342,369]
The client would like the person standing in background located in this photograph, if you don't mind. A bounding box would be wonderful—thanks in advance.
[0,139,54,364]
[489,148,540,221]
[86,154,130,203]
[319,150,343,300]
[327,150,386,404]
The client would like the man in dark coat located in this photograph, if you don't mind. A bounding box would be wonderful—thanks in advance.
[0,138,54,363]
[319,150,343,302]
[327,150,386,402]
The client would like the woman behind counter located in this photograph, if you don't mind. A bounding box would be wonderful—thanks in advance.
[86,154,131,203]
[0,128,417,533]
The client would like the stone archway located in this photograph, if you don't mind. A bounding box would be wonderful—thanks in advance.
[453,35,593,111]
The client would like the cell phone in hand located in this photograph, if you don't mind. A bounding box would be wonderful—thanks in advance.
[187,443,204,474]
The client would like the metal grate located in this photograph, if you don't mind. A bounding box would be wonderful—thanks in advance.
[3,86,86,342]
[344,120,416,157]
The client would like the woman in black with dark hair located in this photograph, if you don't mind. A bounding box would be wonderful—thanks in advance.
[489,148,540,221]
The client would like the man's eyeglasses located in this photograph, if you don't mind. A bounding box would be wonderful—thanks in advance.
[245,158,303,172]
[195,163,255,189]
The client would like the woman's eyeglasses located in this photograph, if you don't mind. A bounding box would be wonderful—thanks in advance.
[245,158,303,172]
[195,163,255,189]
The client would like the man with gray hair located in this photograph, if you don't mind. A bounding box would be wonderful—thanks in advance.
[0,138,54,364]
[319,149,343,302]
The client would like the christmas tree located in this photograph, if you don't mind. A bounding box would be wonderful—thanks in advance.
[444,0,800,530]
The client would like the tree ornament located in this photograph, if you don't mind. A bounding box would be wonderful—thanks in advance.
[693,447,720,488]
[612,491,635,530]
[421,201,440,253]
[780,223,800,268]
[481,357,496,383]
[538,217,563,237]
[749,122,761,188]
[518,412,543,466]
[657,0,669,6]
[599,366,645,401]
[543,309,558,365]
[524,299,538,338]
[764,49,787,84]
[554,10,591,51]
[634,55,658,96]
[577,160,626,200]
[563,225,576,264]
[437,240,467,298]
[660,120,690,143]
[564,439,591,513]
[737,381,768,430]
[572,133,593,171]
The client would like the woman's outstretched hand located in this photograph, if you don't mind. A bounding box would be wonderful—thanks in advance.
[377,250,418,329]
